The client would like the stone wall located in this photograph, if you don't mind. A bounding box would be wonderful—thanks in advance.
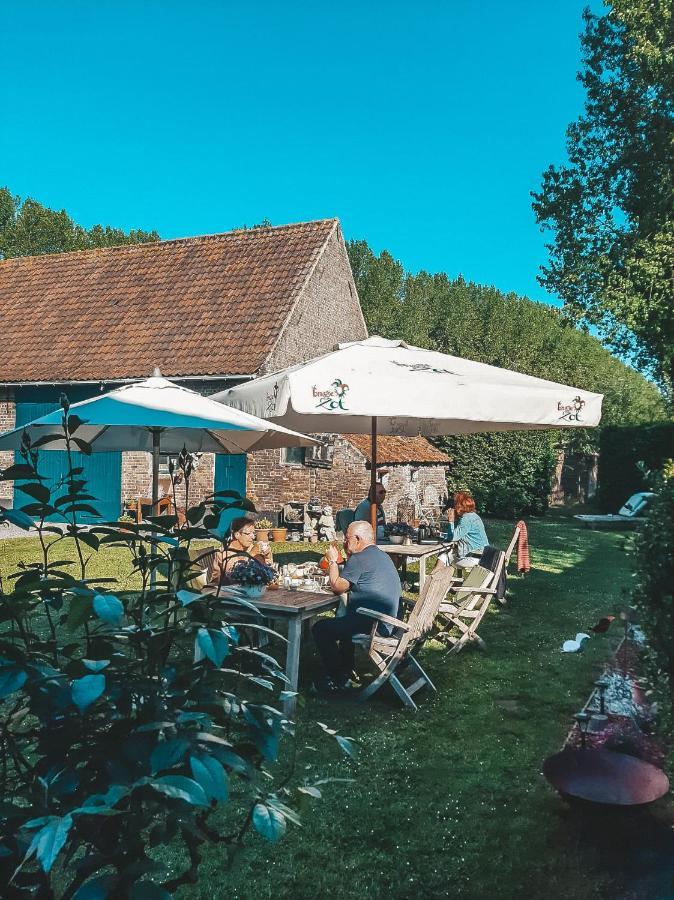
[382,464,449,523]
[0,388,15,505]
[263,225,368,373]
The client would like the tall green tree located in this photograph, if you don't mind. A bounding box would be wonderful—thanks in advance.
[0,187,159,259]
[347,238,669,515]
[532,2,674,394]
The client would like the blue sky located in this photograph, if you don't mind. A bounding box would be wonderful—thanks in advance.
[2,1,600,304]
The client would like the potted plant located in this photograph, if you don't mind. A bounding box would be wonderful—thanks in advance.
[271,524,288,543]
[228,558,277,598]
[117,512,136,532]
[255,517,272,542]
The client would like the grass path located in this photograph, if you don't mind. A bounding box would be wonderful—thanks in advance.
[2,515,666,898]
[190,516,652,899]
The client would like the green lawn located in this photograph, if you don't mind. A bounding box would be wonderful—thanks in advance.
[1,516,667,898]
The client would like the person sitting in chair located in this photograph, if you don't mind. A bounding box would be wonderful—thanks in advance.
[354,483,387,541]
[312,520,401,693]
[207,516,274,587]
[434,491,488,571]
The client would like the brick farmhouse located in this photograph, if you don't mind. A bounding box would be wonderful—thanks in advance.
[0,218,450,523]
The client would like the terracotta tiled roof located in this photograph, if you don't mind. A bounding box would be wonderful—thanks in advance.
[344,434,451,465]
[0,219,338,383]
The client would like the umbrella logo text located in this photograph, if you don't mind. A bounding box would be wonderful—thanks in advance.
[558,396,585,422]
[313,379,349,411]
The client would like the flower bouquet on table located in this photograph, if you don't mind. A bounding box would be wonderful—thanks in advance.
[228,559,278,598]
[387,522,414,545]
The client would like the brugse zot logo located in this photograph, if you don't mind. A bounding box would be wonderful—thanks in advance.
[558,396,586,422]
[313,379,349,411]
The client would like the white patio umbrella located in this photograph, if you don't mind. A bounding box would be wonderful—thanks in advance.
[213,337,603,529]
[0,372,316,517]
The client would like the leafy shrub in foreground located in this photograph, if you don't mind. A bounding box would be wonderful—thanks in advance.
[0,403,353,898]
[632,463,674,695]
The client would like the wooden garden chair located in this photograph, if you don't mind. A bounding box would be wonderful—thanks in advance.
[504,524,521,571]
[435,557,503,654]
[351,566,458,711]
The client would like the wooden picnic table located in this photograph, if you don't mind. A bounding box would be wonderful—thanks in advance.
[377,542,447,593]
[232,587,338,716]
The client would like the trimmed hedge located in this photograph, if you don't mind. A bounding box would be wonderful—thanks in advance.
[597,424,674,511]
[439,431,558,519]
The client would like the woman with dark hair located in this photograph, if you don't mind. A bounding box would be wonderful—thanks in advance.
[207,516,274,586]
[434,491,488,570]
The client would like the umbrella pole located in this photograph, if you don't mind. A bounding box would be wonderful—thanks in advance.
[370,416,378,534]
[151,429,160,516]
[150,429,160,591]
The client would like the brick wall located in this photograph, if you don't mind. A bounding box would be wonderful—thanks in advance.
[0,388,15,505]
[263,225,368,373]
[247,437,371,516]
[120,451,216,513]
[248,434,449,526]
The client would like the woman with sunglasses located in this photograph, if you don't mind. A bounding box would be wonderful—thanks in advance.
[208,516,274,587]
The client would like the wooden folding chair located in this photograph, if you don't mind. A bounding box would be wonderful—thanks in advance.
[504,524,521,570]
[435,558,502,654]
[351,566,458,711]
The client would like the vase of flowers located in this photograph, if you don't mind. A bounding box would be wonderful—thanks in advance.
[228,559,277,598]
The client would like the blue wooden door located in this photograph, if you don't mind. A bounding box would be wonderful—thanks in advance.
[14,390,122,523]
[213,453,247,534]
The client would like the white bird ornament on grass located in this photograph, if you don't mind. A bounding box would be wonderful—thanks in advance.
[562,633,591,653]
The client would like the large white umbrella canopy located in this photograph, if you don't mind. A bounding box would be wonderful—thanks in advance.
[214,336,603,528]
[0,373,316,514]
[214,337,603,435]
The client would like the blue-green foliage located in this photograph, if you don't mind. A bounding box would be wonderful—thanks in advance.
[0,406,353,896]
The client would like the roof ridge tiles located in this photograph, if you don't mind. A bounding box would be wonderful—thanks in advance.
[0,217,339,267]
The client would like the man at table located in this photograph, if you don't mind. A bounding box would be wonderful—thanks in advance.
[354,483,387,541]
[312,520,401,693]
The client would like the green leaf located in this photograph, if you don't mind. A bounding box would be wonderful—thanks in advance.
[176,590,201,607]
[16,482,51,503]
[252,803,286,841]
[67,414,85,434]
[150,775,209,807]
[73,874,117,899]
[336,735,357,758]
[67,594,93,631]
[0,666,27,699]
[190,753,228,802]
[82,659,110,673]
[24,814,73,873]
[76,531,101,551]
[0,463,37,480]
[72,437,93,455]
[150,738,190,775]
[71,674,105,712]
[195,627,230,667]
[298,785,322,798]
[93,593,124,624]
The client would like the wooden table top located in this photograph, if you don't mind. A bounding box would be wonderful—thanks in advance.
[377,542,447,557]
[232,587,338,616]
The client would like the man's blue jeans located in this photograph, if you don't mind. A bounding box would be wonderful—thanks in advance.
[312,613,372,683]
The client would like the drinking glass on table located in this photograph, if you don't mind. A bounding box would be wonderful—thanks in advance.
[257,540,271,560]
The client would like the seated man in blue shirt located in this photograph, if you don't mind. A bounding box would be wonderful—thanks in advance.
[312,520,401,693]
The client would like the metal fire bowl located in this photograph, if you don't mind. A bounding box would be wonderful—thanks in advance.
[543,748,669,807]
